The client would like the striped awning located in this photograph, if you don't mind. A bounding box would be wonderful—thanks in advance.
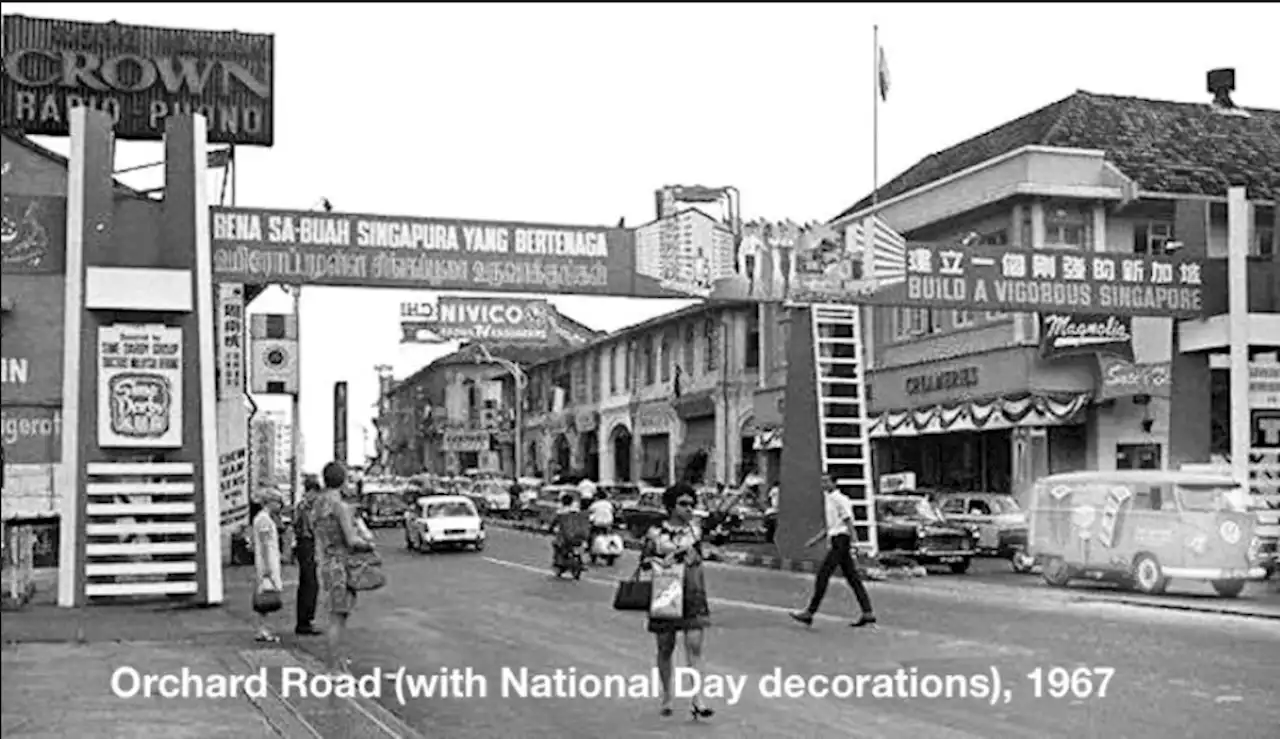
[869,392,1090,439]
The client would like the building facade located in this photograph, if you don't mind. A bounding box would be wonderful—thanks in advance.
[825,86,1278,503]
[521,302,760,487]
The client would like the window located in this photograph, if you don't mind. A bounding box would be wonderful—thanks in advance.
[952,310,976,328]
[745,311,760,369]
[1133,221,1175,255]
[643,336,655,386]
[1116,443,1161,470]
[892,308,940,340]
[683,324,695,377]
[703,319,718,372]
[777,309,791,362]
[661,333,672,383]
[980,229,1009,246]
[1255,224,1276,257]
[589,352,600,403]
[608,347,617,394]
[940,497,967,515]
[1044,202,1090,248]
[624,342,633,390]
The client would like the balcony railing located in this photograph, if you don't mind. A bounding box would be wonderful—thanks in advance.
[1199,257,1280,315]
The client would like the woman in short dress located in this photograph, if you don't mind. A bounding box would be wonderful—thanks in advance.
[639,482,714,720]
[312,461,372,674]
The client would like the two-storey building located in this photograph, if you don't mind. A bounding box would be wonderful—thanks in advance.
[382,311,602,477]
[521,301,761,486]
[822,82,1278,502]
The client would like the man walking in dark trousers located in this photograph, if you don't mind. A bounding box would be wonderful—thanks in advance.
[790,474,876,628]
[293,475,323,636]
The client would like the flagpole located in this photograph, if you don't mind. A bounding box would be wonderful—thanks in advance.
[872,25,879,212]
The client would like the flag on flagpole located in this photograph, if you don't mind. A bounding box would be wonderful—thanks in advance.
[877,47,890,102]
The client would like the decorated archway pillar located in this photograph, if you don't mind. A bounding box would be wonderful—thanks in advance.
[57,110,222,607]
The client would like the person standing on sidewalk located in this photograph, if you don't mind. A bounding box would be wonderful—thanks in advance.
[313,461,373,673]
[790,474,877,628]
[293,476,323,636]
[252,489,286,642]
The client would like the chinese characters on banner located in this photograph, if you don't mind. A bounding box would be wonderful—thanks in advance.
[97,324,183,448]
[217,284,245,397]
[219,448,250,528]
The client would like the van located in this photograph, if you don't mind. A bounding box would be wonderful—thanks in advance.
[1027,470,1268,598]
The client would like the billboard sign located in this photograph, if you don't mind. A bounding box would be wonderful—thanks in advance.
[333,381,348,463]
[442,430,489,453]
[1,405,61,464]
[886,242,1207,319]
[97,323,184,448]
[399,297,553,344]
[1,15,275,146]
[1095,356,1171,401]
[1249,363,1280,410]
[216,284,245,397]
[1039,314,1133,361]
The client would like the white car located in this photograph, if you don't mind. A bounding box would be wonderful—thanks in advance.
[404,495,486,552]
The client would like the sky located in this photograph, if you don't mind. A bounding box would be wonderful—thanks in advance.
[7,2,1278,472]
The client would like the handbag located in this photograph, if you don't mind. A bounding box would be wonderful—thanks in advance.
[252,578,282,614]
[612,566,652,611]
[346,548,387,592]
[649,563,686,620]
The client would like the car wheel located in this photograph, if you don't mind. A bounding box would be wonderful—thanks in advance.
[1211,579,1245,598]
[948,559,971,574]
[1010,552,1036,573]
[1130,553,1168,595]
[1041,556,1072,587]
[474,539,486,552]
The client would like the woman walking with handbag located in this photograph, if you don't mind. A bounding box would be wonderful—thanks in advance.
[252,489,286,642]
[312,461,378,674]
[639,483,715,720]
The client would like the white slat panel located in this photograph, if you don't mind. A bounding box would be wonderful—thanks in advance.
[86,522,196,536]
[86,481,195,496]
[86,462,194,477]
[86,542,198,557]
[86,581,198,597]
[86,502,196,516]
[85,561,198,576]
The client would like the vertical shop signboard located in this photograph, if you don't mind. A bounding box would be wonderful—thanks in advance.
[97,324,184,448]
[216,284,246,397]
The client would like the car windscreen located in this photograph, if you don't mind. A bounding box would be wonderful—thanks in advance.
[424,502,475,518]
[879,499,943,521]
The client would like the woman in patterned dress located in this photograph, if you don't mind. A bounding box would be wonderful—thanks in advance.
[312,461,373,673]
[639,482,715,720]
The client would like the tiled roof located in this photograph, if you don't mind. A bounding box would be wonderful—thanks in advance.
[832,91,1280,221]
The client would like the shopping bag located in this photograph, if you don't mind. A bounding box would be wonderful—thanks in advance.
[252,579,283,614]
[612,566,652,611]
[649,563,685,619]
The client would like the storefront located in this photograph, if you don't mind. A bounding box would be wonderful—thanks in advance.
[674,391,716,484]
[867,347,1092,498]
[752,387,785,486]
[634,401,676,486]
[599,406,632,483]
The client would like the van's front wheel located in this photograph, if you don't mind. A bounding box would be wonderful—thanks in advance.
[1131,553,1168,595]
[1041,557,1072,587]
[1211,579,1246,598]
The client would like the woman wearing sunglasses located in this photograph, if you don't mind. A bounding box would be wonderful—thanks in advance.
[638,482,715,720]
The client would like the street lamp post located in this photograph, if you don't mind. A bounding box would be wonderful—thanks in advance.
[475,345,527,479]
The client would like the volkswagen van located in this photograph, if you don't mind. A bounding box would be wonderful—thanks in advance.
[1028,470,1267,598]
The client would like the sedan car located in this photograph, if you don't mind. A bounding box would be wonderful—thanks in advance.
[875,494,977,573]
[935,491,1034,572]
[404,495,486,552]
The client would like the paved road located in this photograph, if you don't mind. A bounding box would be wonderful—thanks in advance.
[227,526,1280,738]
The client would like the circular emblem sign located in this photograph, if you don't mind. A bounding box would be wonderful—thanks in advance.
[266,347,288,367]
[1219,520,1241,545]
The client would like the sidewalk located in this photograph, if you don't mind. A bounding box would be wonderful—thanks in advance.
[1,576,422,739]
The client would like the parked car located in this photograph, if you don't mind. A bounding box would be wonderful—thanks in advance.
[935,491,1034,572]
[470,479,513,516]
[361,481,411,528]
[404,495,485,552]
[875,494,977,573]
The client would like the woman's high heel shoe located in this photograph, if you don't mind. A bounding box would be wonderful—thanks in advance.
[659,706,673,717]
[691,704,715,720]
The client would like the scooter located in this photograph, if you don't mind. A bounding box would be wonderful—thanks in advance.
[590,527,624,567]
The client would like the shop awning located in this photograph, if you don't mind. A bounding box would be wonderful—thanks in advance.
[869,392,1090,439]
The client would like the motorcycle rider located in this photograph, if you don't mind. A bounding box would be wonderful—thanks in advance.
[587,490,616,565]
